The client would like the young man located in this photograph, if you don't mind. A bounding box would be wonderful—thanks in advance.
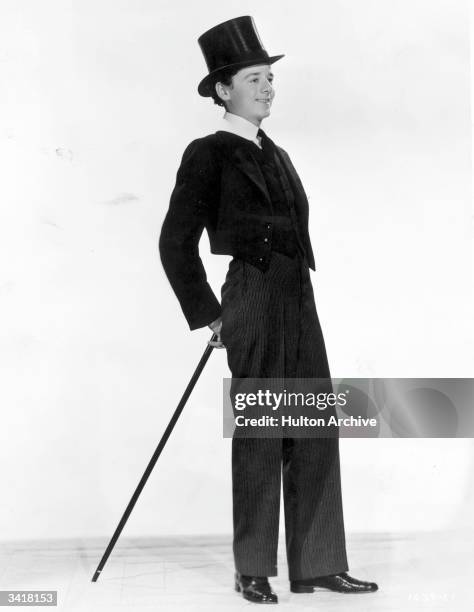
[159,16,378,604]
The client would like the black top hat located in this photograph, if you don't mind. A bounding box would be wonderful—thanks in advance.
[197,16,284,97]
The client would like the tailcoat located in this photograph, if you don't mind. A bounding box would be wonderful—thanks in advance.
[159,130,314,330]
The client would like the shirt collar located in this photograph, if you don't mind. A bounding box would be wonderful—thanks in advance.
[218,112,261,147]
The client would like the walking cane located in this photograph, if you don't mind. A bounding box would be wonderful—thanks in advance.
[91,332,218,582]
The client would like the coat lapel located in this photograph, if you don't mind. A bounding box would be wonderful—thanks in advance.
[272,143,309,213]
[215,131,272,206]
[232,146,272,206]
[215,130,309,215]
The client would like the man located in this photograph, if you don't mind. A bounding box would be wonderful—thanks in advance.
[159,16,378,604]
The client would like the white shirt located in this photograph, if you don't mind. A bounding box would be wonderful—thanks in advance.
[217,112,262,149]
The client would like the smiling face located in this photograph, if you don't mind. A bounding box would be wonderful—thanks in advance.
[215,64,275,126]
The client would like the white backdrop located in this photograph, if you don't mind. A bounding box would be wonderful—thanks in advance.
[0,0,472,541]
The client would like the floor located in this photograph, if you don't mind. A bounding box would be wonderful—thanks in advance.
[0,531,471,611]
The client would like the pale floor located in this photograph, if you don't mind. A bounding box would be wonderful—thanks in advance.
[0,531,472,611]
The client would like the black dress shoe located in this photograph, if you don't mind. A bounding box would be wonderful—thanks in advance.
[235,572,278,604]
[291,572,378,594]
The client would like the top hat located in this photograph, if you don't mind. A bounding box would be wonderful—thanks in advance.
[197,16,284,97]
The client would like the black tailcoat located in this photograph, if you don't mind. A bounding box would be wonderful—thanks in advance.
[159,131,316,330]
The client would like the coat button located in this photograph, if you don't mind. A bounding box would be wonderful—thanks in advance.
[266,223,271,229]
[263,238,269,243]
[258,257,263,262]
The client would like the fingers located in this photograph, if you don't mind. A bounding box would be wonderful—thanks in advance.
[208,340,225,348]
[208,316,223,334]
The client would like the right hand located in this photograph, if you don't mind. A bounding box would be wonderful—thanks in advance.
[208,316,225,348]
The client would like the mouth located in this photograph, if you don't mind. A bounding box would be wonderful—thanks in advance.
[256,99,272,104]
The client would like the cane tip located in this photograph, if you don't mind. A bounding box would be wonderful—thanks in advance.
[91,570,101,582]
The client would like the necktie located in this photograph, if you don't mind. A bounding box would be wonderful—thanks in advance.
[257,128,274,155]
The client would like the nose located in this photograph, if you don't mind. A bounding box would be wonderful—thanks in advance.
[261,78,273,94]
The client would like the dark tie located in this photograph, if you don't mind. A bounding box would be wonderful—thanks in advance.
[257,128,273,155]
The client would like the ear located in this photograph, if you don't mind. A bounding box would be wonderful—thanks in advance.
[215,81,230,103]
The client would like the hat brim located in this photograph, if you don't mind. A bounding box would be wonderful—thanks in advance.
[197,54,285,97]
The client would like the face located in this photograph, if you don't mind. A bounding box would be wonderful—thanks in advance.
[216,64,275,126]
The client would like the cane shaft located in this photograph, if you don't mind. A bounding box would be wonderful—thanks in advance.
[91,333,217,582]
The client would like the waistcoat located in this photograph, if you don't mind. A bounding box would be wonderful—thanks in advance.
[253,135,307,260]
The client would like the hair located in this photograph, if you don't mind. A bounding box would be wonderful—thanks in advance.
[209,66,241,108]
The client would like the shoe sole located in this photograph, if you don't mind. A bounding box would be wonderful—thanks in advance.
[290,584,377,594]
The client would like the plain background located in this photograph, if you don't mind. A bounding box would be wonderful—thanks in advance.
[0,0,472,541]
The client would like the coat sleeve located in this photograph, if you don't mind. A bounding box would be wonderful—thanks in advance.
[159,138,222,331]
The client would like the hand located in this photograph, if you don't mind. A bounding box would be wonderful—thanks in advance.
[208,316,225,348]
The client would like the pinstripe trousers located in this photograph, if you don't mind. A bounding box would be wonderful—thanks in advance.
[220,251,349,580]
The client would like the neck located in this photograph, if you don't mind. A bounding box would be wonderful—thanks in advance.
[227,111,262,128]
[248,117,262,127]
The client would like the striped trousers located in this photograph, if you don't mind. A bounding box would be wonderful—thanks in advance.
[220,251,348,580]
